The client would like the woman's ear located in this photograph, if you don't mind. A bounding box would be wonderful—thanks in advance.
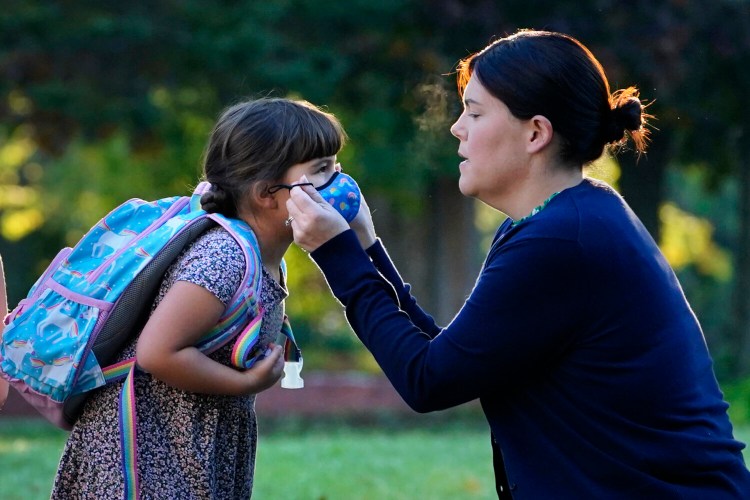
[527,115,554,154]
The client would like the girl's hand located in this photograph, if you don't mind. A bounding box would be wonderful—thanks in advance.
[286,175,349,252]
[137,282,284,396]
[350,194,377,249]
[242,344,285,393]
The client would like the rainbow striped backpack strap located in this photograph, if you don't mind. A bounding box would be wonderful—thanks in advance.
[189,184,300,369]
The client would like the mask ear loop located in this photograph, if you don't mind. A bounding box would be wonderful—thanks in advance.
[313,171,341,192]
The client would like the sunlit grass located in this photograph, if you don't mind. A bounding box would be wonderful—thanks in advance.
[1,417,747,500]
[0,420,66,500]
[254,426,495,499]
[0,416,495,500]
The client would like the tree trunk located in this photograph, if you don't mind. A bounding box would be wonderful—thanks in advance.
[424,178,480,324]
[372,178,479,326]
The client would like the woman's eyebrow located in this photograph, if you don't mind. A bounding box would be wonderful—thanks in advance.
[463,97,480,108]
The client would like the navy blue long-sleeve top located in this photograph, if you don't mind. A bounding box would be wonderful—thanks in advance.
[311,178,750,498]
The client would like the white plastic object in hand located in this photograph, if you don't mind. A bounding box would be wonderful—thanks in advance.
[281,360,304,389]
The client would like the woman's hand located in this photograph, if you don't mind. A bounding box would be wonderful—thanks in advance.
[286,175,349,252]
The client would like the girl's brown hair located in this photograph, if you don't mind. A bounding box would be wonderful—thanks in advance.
[201,98,347,216]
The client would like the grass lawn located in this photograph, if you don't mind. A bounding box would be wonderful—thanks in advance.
[0,417,747,500]
[0,415,496,500]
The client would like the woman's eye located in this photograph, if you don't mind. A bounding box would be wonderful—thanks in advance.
[462,109,479,119]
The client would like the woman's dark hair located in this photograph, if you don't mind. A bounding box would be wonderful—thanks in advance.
[200,97,347,216]
[456,30,650,166]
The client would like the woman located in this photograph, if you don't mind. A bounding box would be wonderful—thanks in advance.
[286,30,750,498]
[52,97,347,498]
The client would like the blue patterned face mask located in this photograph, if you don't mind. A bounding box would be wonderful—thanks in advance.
[313,171,362,222]
[269,171,362,222]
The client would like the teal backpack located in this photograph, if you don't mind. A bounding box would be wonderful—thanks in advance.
[0,182,301,499]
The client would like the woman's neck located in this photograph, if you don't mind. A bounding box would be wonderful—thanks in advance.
[504,165,583,221]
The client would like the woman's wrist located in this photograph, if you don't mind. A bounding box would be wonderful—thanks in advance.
[364,237,381,255]
[311,230,374,289]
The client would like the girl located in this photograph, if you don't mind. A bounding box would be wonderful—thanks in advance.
[287,30,750,498]
[52,97,347,498]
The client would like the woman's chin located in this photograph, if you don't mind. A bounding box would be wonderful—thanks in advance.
[457,177,476,198]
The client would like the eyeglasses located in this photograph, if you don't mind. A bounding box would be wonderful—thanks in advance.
[267,181,315,194]
[267,171,342,195]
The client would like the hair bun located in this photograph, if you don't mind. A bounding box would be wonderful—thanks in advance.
[613,97,643,132]
[604,97,643,144]
[200,185,231,214]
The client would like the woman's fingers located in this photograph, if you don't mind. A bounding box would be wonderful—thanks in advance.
[287,175,349,252]
[294,176,329,205]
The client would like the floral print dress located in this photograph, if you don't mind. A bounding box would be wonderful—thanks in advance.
[52,226,287,499]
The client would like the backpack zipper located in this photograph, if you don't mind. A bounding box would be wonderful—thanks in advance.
[86,197,190,284]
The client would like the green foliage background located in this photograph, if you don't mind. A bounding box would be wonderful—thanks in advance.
[1,1,749,381]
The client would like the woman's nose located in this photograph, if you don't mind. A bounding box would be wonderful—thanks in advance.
[450,118,463,140]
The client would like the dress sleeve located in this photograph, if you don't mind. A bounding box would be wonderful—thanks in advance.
[311,229,586,412]
[174,228,246,307]
[365,239,441,337]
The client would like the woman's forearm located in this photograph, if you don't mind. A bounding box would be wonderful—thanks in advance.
[312,230,480,411]
[365,239,441,336]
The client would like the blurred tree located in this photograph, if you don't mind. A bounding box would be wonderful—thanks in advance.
[0,0,748,374]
